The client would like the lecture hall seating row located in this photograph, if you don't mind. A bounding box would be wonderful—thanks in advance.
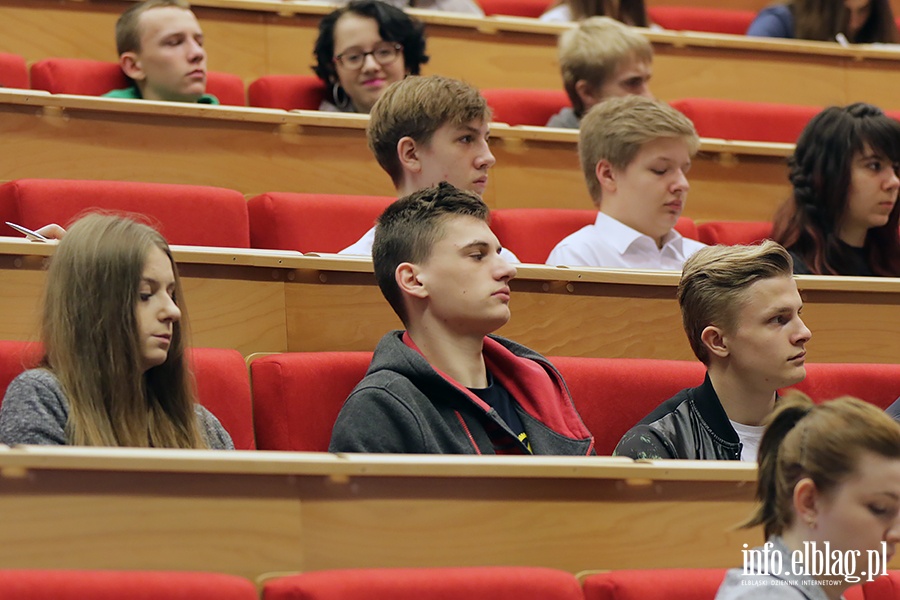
[3,339,898,455]
[3,555,900,598]
[0,178,774,263]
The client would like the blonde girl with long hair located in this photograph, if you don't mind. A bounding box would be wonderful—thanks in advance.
[0,214,233,448]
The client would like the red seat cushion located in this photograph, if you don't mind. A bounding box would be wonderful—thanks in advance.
[696,221,773,246]
[0,52,29,89]
[250,352,372,451]
[0,569,257,599]
[671,98,821,144]
[248,75,326,110]
[477,0,552,17]
[263,567,584,600]
[482,88,571,127]
[582,568,727,600]
[247,192,394,253]
[30,58,245,105]
[0,179,250,248]
[648,7,756,35]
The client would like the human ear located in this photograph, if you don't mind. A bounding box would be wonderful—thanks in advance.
[574,79,600,112]
[119,52,145,81]
[395,262,428,299]
[700,325,729,359]
[596,159,616,194]
[397,136,422,174]
[793,478,820,528]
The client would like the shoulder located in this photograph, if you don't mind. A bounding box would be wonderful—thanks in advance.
[681,237,708,257]
[716,569,809,599]
[198,94,220,105]
[0,369,70,445]
[103,86,140,99]
[546,223,602,266]
[788,249,812,274]
[419,0,484,15]
[613,388,694,460]
[746,5,794,38]
[339,227,375,256]
[194,404,235,450]
[546,108,580,129]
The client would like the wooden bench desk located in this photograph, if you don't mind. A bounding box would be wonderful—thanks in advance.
[0,445,764,578]
[1,241,897,364]
[2,0,900,108]
[0,90,793,222]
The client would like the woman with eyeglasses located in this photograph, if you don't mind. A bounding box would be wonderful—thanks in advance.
[314,0,429,114]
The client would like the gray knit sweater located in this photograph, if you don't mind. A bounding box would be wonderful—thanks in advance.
[0,369,234,449]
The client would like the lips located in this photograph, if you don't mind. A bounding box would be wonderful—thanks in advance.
[788,350,806,362]
[493,287,510,302]
[664,200,684,211]
[362,78,385,89]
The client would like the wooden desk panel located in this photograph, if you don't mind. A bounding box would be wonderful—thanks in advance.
[0,91,793,222]
[3,0,900,109]
[0,447,763,578]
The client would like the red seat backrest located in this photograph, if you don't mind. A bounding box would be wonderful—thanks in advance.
[648,7,756,35]
[0,569,257,600]
[481,88,571,127]
[0,179,250,248]
[671,98,821,144]
[696,221,774,246]
[551,356,706,456]
[247,192,394,253]
[188,347,255,449]
[789,363,900,411]
[492,208,698,264]
[29,58,245,105]
[263,567,584,600]
[0,342,254,449]
[250,352,372,451]
[582,568,727,600]
[0,52,29,89]
[247,75,327,110]
[477,0,552,17]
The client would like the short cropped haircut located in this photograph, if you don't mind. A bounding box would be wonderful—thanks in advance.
[677,241,794,365]
[579,95,698,203]
[116,0,191,55]
[373,181,490,324]
[558,17,653,117]
[367,75,491,187]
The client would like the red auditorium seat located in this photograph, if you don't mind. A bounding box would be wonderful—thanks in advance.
[250,351,372,451]
[247,192,393,253]
[247,74,327,110]
[0,52,29,89]
[696,221,773,246]
[481,88,570,127]
[29,57,245,105]
[553,357,705,455]
[791,363,900,412]
[0,569,257,600]
[648,7,756,35]
[0,179,250,248]
[0,341,255,449]
[857,570,900,599]
[477,0,552,17]
[670,98,821,144]
[582,568,727,600]
[262,567,584,600]
[491,208,698,264]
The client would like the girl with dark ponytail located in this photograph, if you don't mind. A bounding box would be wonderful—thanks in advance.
[717,393,900,598]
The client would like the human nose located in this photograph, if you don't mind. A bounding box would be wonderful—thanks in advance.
[639,84,654,99]
[476,140,496,170]
[884,168,899,191]
[794,316,812,345]
[672,169,690,193]
[188,39,205,62]
[495,255,517,281]
[161,295,181,323]
[361,52,381,72]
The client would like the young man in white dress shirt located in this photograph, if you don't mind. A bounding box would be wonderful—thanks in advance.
[547,95,706,269]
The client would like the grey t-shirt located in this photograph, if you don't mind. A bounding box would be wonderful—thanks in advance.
[0,369,234,449]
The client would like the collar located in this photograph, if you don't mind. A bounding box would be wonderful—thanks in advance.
[689,374,741,446]
[595,211,684,256]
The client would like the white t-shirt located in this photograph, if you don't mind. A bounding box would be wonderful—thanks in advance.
[729,420,766,463]
[546,211,706,270]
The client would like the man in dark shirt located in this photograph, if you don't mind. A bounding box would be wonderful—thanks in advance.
[329,182,594,455]
[615,241,812,461]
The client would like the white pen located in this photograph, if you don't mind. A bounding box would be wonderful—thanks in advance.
[5,221,50,242]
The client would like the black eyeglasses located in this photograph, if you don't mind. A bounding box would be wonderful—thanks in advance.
[333,42,403,70]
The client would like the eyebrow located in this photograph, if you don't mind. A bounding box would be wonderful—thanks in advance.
[140,277,176,288]
[460,240,491,251]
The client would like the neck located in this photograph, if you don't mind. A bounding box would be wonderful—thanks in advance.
[406,318,488,389]
[779,529,848,600]
[837,221,868,248]
[707,366,776,426]
[396,179,423,198]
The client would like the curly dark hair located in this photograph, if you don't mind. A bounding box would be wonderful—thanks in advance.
[773,103,900,276]
[313,0,429,85]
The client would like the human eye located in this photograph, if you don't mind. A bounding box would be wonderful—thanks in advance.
[374,47,394,60]
[139,291,152,302]
[650,167,668,175]
[459,134,474,144]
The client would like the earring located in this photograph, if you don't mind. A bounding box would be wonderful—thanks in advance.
[806,516,817,529]
[331,82,353,112]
